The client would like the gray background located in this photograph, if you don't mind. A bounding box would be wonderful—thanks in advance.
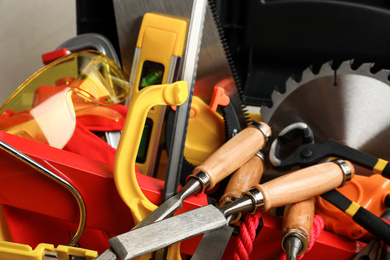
[0,0,76,105]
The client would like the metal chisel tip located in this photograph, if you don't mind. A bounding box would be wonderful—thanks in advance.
[284,236,303,260]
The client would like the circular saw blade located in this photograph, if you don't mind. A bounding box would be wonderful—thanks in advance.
[261,60,390,176]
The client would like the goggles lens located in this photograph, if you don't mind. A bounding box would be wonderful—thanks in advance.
[0,50,130,148]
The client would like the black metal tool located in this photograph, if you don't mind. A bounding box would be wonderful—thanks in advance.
[270,122,390,245]
[269,122,390,178]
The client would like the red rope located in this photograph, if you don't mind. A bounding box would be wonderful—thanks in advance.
[234,212,262,260]
[280,215,325,260]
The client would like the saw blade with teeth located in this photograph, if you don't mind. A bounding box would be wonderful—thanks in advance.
[261,60,390,177]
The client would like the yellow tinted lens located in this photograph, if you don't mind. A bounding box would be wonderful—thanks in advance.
[0,88,76,148]
[69,51,130,105]
[0,50,128,148]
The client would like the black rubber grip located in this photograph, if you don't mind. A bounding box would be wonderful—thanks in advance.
[382,163,390,179]
[352,207,390,245]
[321,189,390,245]
[320,189,350,211]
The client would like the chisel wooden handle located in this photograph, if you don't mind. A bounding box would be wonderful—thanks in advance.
[191,122,271,193]
[219,152,266,205]
[281,198,315,255]
[251,160,354,212]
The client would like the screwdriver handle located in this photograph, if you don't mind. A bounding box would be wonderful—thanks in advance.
[191,122,271,193]
[219,152,265,205]
[281,198,315,256]
[251,160,354,212]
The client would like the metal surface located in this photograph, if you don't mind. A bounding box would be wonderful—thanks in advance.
[269,121,390,180]
[191,214,234,260]
[56,33,121,66]
[284,236,303,260]
[108,191,257,259]
[245,187,265,213]
[332,159,352,187]
[95,248,117,260]
[112,0,249,199]
[261,60,390,177]
[188,170,211,194]
[220,195,255,217]
[146,56,180,177]
[0,139,86,247]
[163,0,208,201]
[353,240,381,260]
[133,178,203,229]
[109,205,228,260]
[250,120,271,142]
[112,0,231,92]
[190,220,234,260]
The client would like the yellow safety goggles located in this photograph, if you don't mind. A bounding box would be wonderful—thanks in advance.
[0,50,130,148]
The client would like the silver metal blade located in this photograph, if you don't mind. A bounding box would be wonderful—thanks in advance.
[261,60,390,179]
[163,0,208,201]
[191,225,233,260]
[134,178,202,229]
[108,205,227,260]
[112,0,231,98]
[133,195,182,229]
[95,248,118,260]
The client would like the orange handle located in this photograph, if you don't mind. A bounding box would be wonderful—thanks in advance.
[219,153,265,204]
[254,160,354,212]
[194,122,271,192]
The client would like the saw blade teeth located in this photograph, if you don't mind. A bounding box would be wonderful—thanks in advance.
[338,60,354,72]
[285,75,300,94]
[268,90,285,108]
[316,60,334,76]
[353,62,373,75]
[373,70,390,82]
[299,67,317,85]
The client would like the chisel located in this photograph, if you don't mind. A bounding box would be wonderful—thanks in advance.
[191,151,266,260]
[281,198,315,260]
[133,121,271,229]
[108,159,354,259]
[97,122,269,259]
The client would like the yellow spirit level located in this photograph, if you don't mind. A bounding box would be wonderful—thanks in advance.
[127,13,187,176]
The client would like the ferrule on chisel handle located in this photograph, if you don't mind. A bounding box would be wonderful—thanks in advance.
[249,120,271,142]
[187,122,271,194]
[281,198,316,256]
[245,159,355,213]
[332,159,353,187]
[219,151,265,205]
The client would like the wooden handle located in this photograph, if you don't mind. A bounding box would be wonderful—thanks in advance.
[219,154,265,204]
[255,160,354,212]
[195,122,271,191]
[282,198,315,242]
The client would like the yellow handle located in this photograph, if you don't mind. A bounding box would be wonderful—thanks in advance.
[115,81,188,223]
[114,81,187,260]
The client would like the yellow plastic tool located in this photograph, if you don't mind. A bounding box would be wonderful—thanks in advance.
[184,96,225,166]
[0,241,97,260]
[114,81,188,259]
[128,13,187,177]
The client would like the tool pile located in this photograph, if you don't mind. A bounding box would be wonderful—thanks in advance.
[1,1,390,259]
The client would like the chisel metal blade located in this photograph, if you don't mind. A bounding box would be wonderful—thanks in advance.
[133,178,202,229]
[191,224,234,260]
[108,205,227,260]
[132,195,182,229]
